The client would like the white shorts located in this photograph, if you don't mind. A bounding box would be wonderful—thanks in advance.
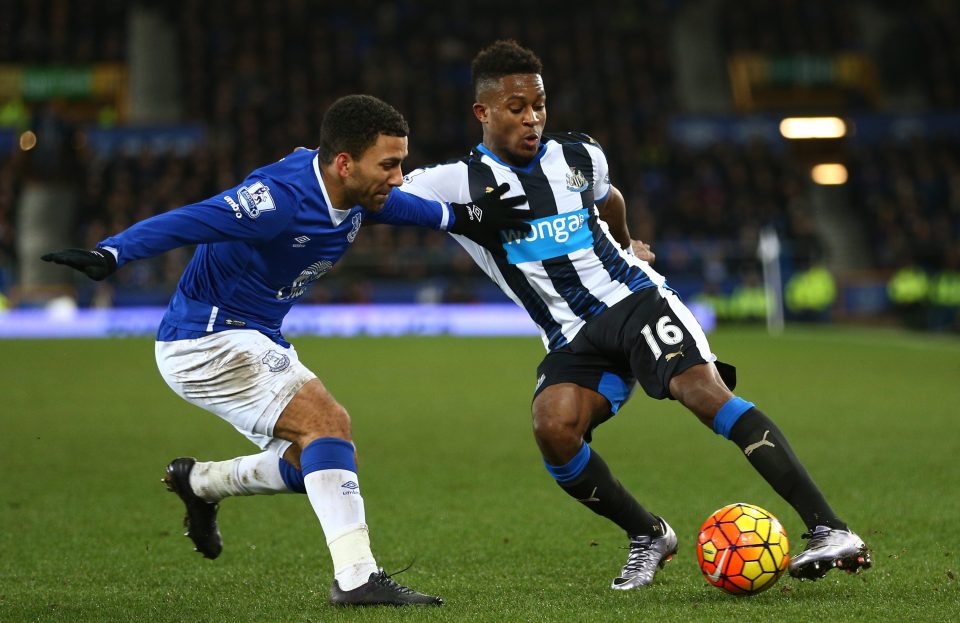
[155,330,316,456]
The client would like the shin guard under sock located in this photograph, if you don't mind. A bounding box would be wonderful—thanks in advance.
[301,437,377,590]
[546,443,662,537]
[717,399,846,531]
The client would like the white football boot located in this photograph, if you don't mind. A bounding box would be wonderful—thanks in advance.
[611,517,678,589]
[789,525,871,580]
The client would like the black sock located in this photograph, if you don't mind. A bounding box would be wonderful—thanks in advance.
[557,449,662,537]
[729,408,847,531]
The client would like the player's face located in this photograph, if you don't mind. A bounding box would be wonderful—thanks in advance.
[474,73,546,167]
[344,134,408,211]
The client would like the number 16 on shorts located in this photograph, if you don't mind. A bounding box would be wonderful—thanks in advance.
[640,315,684,360]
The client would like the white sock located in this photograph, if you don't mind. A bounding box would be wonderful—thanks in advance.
[304,468,378,590]
[189,452,289,502]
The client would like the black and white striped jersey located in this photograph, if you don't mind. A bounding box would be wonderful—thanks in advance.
[398,133,666,351]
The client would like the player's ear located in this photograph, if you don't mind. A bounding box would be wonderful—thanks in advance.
[334,152,352,179]
[473,102,489,123]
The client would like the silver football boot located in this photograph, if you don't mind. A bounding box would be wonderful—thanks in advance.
[611,517,678,589]
[789,525,871,580]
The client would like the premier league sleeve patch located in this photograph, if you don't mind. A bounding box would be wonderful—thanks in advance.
[237,181,277,219]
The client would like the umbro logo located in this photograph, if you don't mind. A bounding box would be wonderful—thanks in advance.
[293,235,310,248]
[341,481,360,495]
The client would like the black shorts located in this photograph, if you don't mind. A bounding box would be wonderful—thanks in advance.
[534,287,736,415]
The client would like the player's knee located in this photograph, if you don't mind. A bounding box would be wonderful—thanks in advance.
[670,364,733,428]
[324,403,352,437]
[531,409,580,455]
[297,404,352,448]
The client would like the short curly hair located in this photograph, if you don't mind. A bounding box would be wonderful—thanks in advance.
[471,40,543,99]
[318,94,409,163]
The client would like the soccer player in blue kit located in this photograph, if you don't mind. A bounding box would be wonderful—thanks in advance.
[42,94,529,606]
[398,40,872,590]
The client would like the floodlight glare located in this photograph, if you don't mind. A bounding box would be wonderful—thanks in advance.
[811,163,848,185]
[19,131,37,151]
[780,117,847,139]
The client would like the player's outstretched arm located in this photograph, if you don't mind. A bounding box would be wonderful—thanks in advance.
[380,182,531,247]
[41,248,117,281]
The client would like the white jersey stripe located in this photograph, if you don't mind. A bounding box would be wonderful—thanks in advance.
[661,285,717,363]
[206,305,219,332]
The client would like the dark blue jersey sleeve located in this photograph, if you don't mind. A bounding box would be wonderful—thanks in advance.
[98,177,297,267]
[364,188,453,230]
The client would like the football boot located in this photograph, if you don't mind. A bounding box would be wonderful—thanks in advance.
[611,517,678,589]
[788,526,871,580]
[329,569,443,606]
[163,457,223,560]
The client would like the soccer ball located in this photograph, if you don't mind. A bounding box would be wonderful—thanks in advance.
[696,503,790,595]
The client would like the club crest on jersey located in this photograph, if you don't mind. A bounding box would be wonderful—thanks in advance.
[261,350,290,372]
[347,213,362,242]
[237,181,276,219]
[500,208,592,264]
[566,167,588,193]
[276,259,334,300]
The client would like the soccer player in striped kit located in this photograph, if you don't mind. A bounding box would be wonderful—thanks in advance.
[398,40,871,589]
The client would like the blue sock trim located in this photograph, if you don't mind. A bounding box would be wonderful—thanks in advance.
[714,396,755,439]
[544,442,592,483]
[300,437,357,476]
[277,458,306,493]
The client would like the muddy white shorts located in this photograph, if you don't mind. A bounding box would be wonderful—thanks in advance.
[155,330,316,456]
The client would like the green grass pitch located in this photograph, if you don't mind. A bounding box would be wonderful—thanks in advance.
[1,326,958,622]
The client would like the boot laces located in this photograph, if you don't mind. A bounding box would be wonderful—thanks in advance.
[622,537,658,575]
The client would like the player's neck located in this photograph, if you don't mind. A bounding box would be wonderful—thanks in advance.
[481,141,535,169]
[318,164,351,210]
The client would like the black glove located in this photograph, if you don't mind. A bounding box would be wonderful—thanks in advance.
[449,183,530,247]
[41,248,117,281]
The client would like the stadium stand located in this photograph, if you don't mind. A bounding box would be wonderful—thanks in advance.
[0,0,957,330]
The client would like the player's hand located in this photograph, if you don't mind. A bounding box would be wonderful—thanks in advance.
[41,248,117,281]
[449,183,531,247]
[629,240,655,264]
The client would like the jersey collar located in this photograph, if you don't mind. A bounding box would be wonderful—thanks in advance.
[475,142,547,174]
[313,154,355,227]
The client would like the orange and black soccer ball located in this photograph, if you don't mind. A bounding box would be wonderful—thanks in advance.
[696,503,790,595]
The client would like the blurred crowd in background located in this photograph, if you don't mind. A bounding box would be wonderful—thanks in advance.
[0,0,958,331]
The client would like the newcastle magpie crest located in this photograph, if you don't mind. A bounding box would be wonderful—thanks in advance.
[566,167,588,192]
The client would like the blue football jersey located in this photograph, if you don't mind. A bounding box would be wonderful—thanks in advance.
[98,148,453,345]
